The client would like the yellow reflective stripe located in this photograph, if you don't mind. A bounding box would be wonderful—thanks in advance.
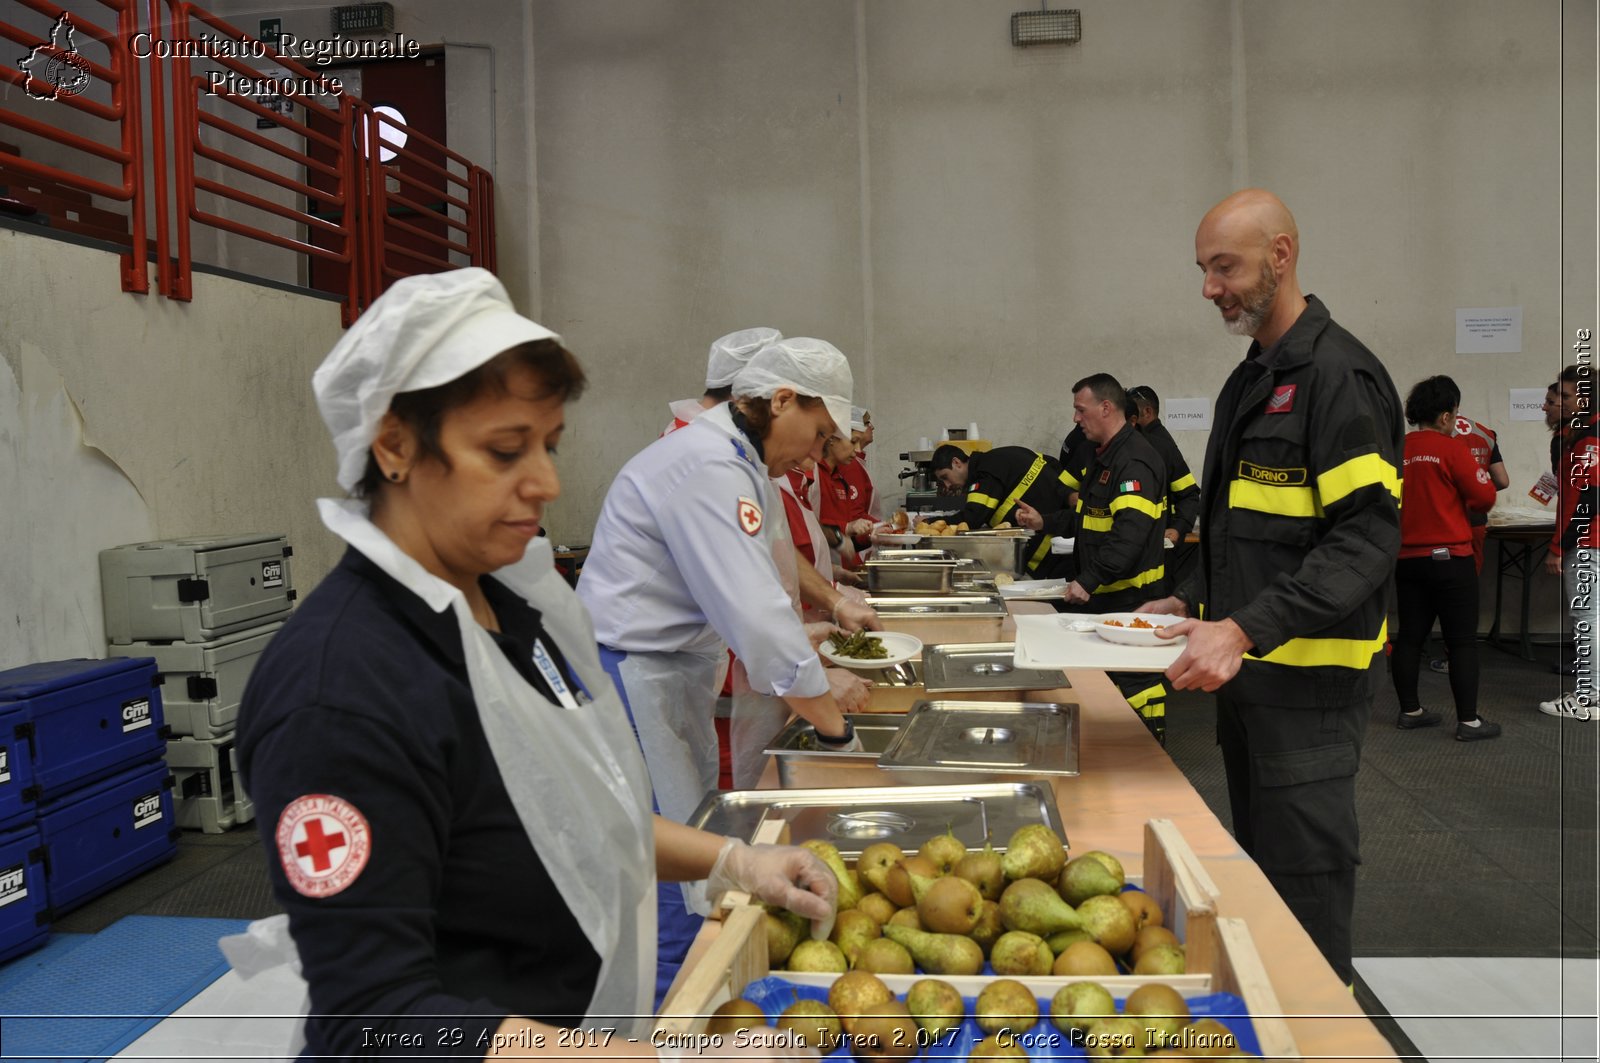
[1060,469,1080,490]
[967,491,1001,510]
[1094,565,1165,594]
[1080,514,1113,532]
[1125,682,1167,713]
[993,455,1047,527]
[1026,535,1053,572]
[1318,452,1402,508]
[1171,472,1197,492]
[1228,478,1321,518]
[1246,620,1388,670]
[1109,493,1165,519]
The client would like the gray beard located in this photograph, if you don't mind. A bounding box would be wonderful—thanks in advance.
[1224,266,1278,337]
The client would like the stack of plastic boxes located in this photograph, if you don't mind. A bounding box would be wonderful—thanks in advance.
[0,656,175,961]
[101,534,296,834]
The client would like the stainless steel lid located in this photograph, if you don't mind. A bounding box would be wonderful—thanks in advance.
[876,548,960,561]
[878,700,1079,777]
[685,781,1067,856]
[865,594,1008,617]
[922,642,1070,693]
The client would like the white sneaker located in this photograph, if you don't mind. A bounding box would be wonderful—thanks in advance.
[1538,692,1596,720]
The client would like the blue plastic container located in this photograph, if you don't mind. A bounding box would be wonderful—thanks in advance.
[0,822,49,963]
[0,703,38,831]
[36,759,176,916]
[0,658,166,798]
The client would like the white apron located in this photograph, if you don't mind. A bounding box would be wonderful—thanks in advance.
[221,500,657,1052]
[730,478,804,788]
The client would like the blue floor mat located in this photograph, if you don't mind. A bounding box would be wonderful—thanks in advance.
[0,915,249,1062]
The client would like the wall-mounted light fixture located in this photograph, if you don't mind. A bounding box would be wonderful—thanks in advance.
[1010,6,1081,47]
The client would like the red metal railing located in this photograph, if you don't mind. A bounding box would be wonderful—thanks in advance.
[0,0,148,291]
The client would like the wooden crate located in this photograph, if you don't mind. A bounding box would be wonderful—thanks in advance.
[658,817,1299,1058]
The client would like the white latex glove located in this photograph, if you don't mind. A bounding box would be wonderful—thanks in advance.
[845,518,877,539]
[825,668,872,713]
[657,1027,821,1060]
[803,622,839,651]
[832,597,882,632]
[707,839,837,937]
[835,584,868,604]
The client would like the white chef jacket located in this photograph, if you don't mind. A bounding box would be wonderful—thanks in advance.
[579,403,830,700]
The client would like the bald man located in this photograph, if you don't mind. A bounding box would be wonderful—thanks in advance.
[1140,189,1403,986]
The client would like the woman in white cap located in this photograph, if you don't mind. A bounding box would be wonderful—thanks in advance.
[236,269,834,1059]
[578,336,874,998]
[663,327,780,434]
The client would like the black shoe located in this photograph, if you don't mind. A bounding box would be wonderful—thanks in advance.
[1397,709,1443,729]
[1428,657,1450,674]
[1456,719,1503,741]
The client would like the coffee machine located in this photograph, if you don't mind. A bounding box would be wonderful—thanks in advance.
[898,432,989,518]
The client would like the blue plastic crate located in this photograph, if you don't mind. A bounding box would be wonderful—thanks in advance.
[0,703,38,831]
[0,822,49,964]
[37,759,176,916]
[0,658,166,798]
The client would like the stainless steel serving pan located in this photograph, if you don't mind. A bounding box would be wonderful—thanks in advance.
[685,780,1067,857]
[764,713,904,786]
[877,700,1079,783]
[921,642,1070,693]
[864,560,959,596]
[865,594,1009,618]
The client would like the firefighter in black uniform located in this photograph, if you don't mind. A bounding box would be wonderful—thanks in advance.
[1142,190,1402,987]
[1057,374,1171,742]
[1127,386,1202,545]
[931,443,1073,577]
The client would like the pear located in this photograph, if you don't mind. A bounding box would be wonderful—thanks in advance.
[1182,1017,1239,1055]
[969,899,1005,957]
[828,969,894,1034]
[975,978,1039,1037]
[1058,854,1124,906]
[887,906,924,931]
[955,841,1007,901]
[920,827,968,874]
[999,877,1083,935]
[970,1033,1029,1058]
[850,1001,920,1062]
[775,999,843,1053]
[999,824,1067,881]
[1124,983,1189,1050]
[786,938,848,973]
[1119,889,1163,931]
[1130,925,1180,964]
[1133,942,1186,976]
[857,892,898,926]
[1081,850,1126,887]
[763,908,807,968]
[882,924,985,975]
[886,854,940,907]
[1084,1017,1146,1059]
[906,978,965,1042]
[1046,928,1094,955]
[830,908,882,966]
[990,930,1054,976]
[918,874,984,934]
[858,842,905,895]
[1053,939,1118,976]
[1050,980,1117,1035]
[1077,893,1138,956]
[854,936,915,974]
[706,997,766,1035]
[802,839,862,910]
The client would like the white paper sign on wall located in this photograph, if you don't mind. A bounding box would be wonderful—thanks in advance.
[1509,387,1549,422]
[1163,398,1212,431]
[1456,307,1522,354]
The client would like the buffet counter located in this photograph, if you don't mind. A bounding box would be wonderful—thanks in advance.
[665,602,1397,1061]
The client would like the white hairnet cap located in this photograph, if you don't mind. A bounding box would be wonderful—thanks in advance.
[850,405,868,433]
[705,327,780,389]
[731,337,853,439]
[313,267,562,492]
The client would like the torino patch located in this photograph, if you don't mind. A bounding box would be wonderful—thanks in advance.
[277,793,372,898]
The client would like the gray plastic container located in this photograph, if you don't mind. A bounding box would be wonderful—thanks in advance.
[101,535,295,644]
[119,622,282,738]
[166,733,254,833]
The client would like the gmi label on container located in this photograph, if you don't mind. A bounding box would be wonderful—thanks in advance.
[262,560,285,589]
[0,863,26,908]
[121,697,153,733]
[133,792,163,829]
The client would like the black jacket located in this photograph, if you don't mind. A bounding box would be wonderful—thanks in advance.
[1139,419,1202,539]
[1176,296,1403,708]
[1071,423,1169,610]
[957,446,1074,574]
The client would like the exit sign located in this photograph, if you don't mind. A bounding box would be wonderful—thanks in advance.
[331,3,393,33]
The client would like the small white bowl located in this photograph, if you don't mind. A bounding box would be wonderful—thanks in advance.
[1093,612,1187,647]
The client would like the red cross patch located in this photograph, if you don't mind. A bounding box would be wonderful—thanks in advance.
[1266,385,1296,414]
[1476,467,1492,485]
[737,496,763,536]
[1455,415,1473,437]
[277,794,372,898]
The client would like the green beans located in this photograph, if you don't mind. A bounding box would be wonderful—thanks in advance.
[828,629,887,660]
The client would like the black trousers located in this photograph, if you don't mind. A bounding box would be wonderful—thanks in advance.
[1392,553,1481,722]
[1217,691,1368,985]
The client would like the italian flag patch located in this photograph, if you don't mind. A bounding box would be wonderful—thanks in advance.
[1118,479,1141,493]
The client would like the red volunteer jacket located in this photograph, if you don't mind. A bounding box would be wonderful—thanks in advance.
[1398,430,1497,558]
[1554,417,1600,557]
